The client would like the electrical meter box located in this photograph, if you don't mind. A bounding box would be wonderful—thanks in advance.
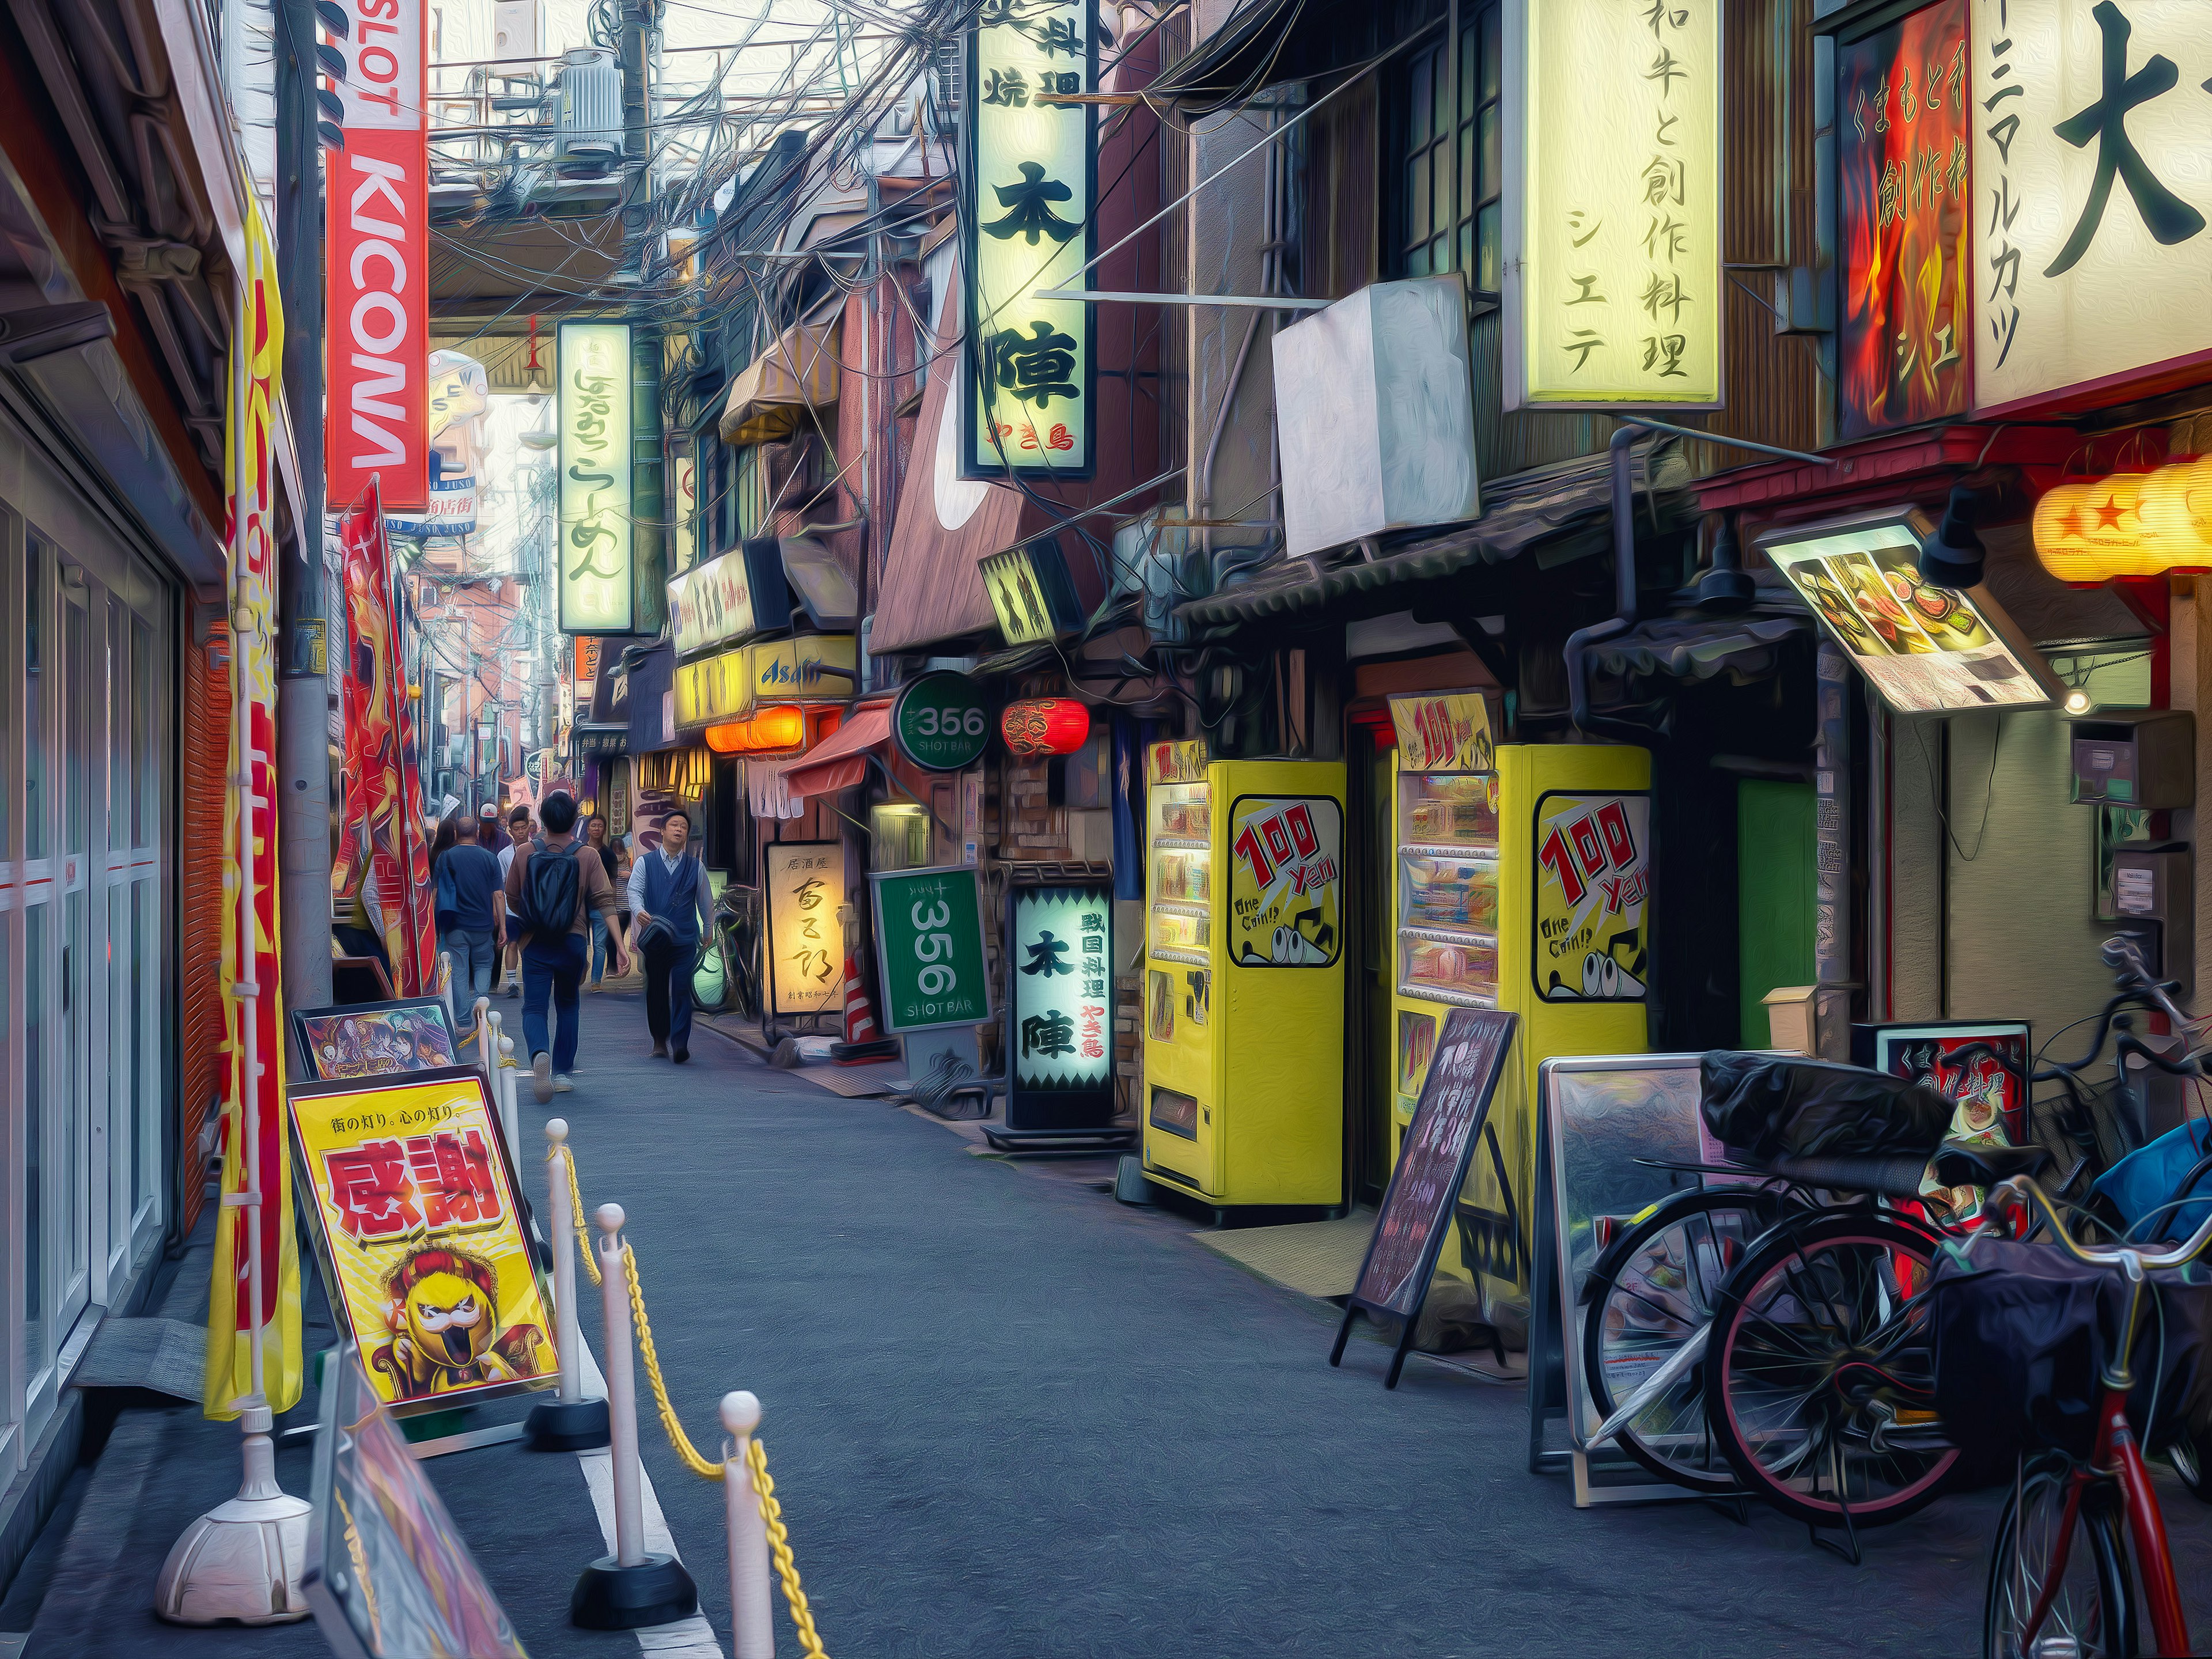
[2111,846,2192,994]
[2070,710,2194,808]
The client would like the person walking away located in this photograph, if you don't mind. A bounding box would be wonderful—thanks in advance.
[582,814,620,988]
[627,807,713,1062]
[497,804,533,996]
[435,816,506,997]
[505,790,626,1100]
[612,832,635,980]
[478,801,509,858]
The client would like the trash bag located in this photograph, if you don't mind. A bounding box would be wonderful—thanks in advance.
[2092,1119,2212,1245]
[1699,1051,1956,1161]
[1927,1237,2212,1485]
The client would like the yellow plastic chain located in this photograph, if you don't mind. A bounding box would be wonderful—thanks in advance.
[745,1437,830,1659]
[558,1146,603,1287]
[620,1243,724,1480]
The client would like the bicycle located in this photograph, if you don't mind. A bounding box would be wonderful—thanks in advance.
[1976,1176,2212,1659]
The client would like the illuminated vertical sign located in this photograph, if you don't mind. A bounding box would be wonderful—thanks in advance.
[669,435,698,574]
[1838,0,1971,439]
[326,0,429,510]
[961,0,1097,478]
[557,321,634,634]
[1972,0,2212,414]
[1503,0,1722,407]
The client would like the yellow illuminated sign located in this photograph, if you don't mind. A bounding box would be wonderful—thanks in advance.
[2033,459,2212,579]
[558,321,632,633]
[1505,0,1722,407]
[672,649,753,730]
[747,634,857,703]
[1389,691,1495,773]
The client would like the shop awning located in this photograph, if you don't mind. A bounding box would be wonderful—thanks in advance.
[719,320,840,446]
[782,699,892,800]
[1176,438,1695,627]
[1586,613,1812,684]
[1152,0,1374,113]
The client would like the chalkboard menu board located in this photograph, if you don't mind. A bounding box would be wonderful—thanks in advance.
[1333,1007,1517,1388]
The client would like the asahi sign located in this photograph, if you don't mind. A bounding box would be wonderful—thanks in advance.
[1973,0,2212,412]
[557,321,634,634]
[325,0,429,511]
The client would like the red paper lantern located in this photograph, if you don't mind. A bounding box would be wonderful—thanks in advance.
[1001,698,1090,757]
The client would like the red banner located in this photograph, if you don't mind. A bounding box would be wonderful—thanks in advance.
[326,0,429,511]
[340,484,437,992]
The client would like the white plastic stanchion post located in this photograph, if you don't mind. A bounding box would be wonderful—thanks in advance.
[524,1122,610,1450]
[721,1392,774,1659]
[473,995,493,1084]
[440,949,456,1023]
[496,1030,519,1153]
[596,1205,646,1569]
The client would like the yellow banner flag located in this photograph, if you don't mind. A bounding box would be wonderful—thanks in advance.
[204,182,304,1418]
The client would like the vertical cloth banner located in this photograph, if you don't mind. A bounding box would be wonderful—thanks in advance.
[325,0,429,512]
[340,486,436,993]
[205,185,304,1418]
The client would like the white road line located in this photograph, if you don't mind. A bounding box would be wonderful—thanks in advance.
[574,1336,725,1658]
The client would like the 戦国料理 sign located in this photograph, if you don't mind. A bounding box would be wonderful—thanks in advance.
[1007,884,1113,1090]
[558,321,633,633]
[1503,0,1722,407]
[870,866,991,1032]
[1972,0,2212,413]
[963,0,1097,477]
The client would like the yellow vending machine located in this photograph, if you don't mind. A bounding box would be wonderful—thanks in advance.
[1388,692,1649,1339]
[1141,741,1348,1213]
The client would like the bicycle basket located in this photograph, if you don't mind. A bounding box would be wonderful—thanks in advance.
[1699,1051,1955,1161]
[1927,1238,2212,1484]
[2091,1119,2212,1244]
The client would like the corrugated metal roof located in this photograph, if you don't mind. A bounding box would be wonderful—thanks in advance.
[1588,613,1810,683]
[1175,438,1692,627]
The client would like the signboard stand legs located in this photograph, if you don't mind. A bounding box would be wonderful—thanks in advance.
[1524,1105,1573,1476]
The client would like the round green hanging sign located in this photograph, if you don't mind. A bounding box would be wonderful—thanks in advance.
[892,672,993,771]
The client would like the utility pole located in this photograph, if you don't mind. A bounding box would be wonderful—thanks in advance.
[620,0,666,640]
[275,0,332,1007]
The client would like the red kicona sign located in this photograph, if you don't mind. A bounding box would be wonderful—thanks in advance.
[325,0,429,512]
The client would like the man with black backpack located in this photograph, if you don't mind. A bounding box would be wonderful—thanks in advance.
[503,790,628,1101]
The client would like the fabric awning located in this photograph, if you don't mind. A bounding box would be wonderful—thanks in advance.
[1176,438,1694,627]
[782,699,892,800]
[1587,613,1810,684]
[719,320,840,446]
[745,756,807,821]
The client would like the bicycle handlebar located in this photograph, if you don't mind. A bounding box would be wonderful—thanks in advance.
[1992,1175,2212,1272]
[2101,935,2195,1035]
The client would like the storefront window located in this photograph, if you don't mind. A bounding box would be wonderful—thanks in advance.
[871,802,931,871]
[1391,2,1502,295]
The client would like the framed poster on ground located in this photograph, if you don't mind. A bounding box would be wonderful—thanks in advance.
[291,997,459,1082]
[287,1067,556,1416]
[1853,1019,2030,1218]
[1333,1008,1517,1388]
[764,840,847,1017]
[870,865,991,1033]
[1002,880,1118,1135]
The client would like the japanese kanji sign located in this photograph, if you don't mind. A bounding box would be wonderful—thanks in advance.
[962,0,1097,477]
[1503,0,1722,406]
[558,320,634,633]
[766,842,848,1017]
[289,1069,555,1415]
[1007,883,1115,1092]
[1972,0,2212,412]
[1839,0,1972,438]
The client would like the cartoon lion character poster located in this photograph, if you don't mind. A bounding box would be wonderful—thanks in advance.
[371,1247,550,1400]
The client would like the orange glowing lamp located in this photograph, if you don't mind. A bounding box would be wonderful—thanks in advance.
[1001,698,1090,757]
[2033,457,2212,581]
[703,703,807,754]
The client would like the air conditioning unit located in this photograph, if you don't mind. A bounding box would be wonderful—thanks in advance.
[555,48,622,175]
[1111,508,1203,645]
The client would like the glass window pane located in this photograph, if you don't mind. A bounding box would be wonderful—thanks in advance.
[26,548,44,862]
[133,618,153,849]
[1460,125,1475,222]
[137,880,157,1214]
[108,600,126,859]
[1410,48,1433,145]
[64,599,84,856]
[1408,151,1431,242]
[25,901,43,1377]
[1460,221,1475,277]
[1479,107,1501,200]
[1482,3,1502,100]
[1406,243,1431,278]
[1479,202,1503,291]
[1460,22,1477,115]
[111,885,129,1251]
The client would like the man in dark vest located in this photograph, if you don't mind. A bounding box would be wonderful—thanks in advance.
[626,807,714,1062]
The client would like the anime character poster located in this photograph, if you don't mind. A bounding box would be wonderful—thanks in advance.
[1532,793,1651,1001]
[290,1069,555,1412]
[1227,797,1343,967]
[291,998,460,1082]
[1861,1021,2030,1220]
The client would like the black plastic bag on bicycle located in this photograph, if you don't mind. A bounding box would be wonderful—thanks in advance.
[1926,1238,2212,1487]
[1699,1051,1955,1161]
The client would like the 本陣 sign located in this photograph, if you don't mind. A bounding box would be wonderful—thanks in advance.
[1839,0,1971,438]
[1760,514,2055,712]
[870,866,991,1032]
[1008,883,1114,1091]
[1389,691,1495,774]
[963,0,1097,478]
[1504,0,1721,407]
[766,842,846,1016]
[326,0,429,512]
[1973,0,2212,412]
[558,321,634,633]
[289,1069,554,1413]
[1228,797,1343,968]
[1533,793,1651,1001]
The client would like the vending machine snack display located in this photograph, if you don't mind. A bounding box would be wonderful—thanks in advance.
[1387,691,1650,1340]
[1141,740,1349,1208]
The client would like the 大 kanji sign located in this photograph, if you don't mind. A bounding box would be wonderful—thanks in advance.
[962,0,1097,478]
[1503,0,1722,407]
[1972,0,2212,412]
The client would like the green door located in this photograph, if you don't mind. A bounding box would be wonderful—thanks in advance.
[1737,779,1816,1046]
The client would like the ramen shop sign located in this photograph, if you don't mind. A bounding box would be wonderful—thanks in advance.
[558,321,634,634]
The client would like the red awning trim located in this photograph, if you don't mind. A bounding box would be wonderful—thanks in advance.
[782,699,892,800]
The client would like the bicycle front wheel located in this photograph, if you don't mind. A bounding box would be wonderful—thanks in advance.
[1582,1187,1782,1494]
[1705,1210,1959,1527]
[1986,1455,2136,1659]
